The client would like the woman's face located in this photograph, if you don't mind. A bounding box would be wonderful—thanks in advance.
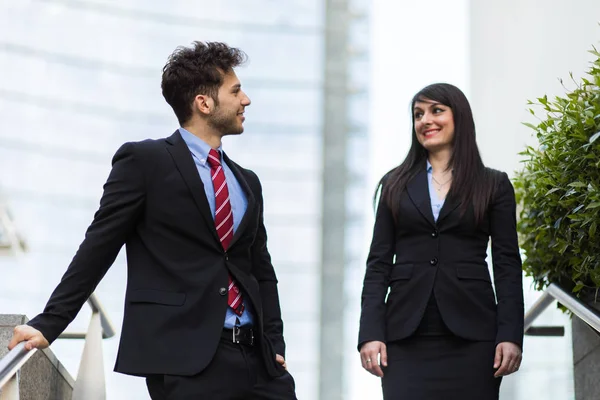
[413,98,455,153]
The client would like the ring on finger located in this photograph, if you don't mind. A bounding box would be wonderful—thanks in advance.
[366,359,372,363]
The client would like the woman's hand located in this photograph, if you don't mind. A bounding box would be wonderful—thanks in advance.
[360,340,387,377]
[493,342,522,377]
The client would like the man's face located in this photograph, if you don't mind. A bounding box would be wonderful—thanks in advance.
[207,70,251,136]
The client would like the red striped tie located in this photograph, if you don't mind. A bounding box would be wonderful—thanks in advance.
[207,149,244,316]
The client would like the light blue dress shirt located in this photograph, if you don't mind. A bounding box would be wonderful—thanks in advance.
[426,161,446,222]
[179,128,255,328]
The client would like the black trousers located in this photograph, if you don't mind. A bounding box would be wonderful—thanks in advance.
[146,336,297,400]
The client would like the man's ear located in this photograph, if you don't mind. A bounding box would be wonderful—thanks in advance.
[194,94,214,116]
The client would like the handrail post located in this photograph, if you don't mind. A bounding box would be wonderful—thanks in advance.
[0,204,24,256]
[87,293,116,339]
[0,371,19,400]
[524,290,555,332]
[71,312,106,400]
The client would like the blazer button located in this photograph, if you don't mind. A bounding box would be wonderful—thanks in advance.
[430,257,438,266]
[219,287,227,296]
[431,231,438,238]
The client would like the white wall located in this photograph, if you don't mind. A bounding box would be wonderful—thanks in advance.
[470,0,600,175]
[368,1,470,189]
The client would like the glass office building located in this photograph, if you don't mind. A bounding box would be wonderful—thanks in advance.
[0,1,369,399]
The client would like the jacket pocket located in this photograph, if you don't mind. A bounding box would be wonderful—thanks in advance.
[456,266,491,283]
[128,289,186,306]
[390,264,413,281]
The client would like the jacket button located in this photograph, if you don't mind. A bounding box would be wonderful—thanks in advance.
[430,257,438,266]
[224,252,229,261]
[431,231,438,238]
[219,287,227,296]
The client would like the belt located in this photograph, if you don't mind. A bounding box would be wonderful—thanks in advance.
[222,326,255,346]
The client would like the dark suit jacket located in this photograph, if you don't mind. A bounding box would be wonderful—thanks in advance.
[28,130,286,378]
[358,168,524,350]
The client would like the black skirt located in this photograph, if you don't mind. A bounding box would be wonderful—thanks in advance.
[381,294,501,400]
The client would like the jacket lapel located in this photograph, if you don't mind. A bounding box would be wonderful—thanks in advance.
[165,130,221,244]
[437,193,461,225]
[223,152,256,249]
[406,169,436,228]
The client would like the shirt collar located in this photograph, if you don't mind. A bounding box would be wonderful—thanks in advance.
[426,159,433,173]
[178,127,223,166]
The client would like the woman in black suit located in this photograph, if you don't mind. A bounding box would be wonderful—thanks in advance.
[358,83,524,399]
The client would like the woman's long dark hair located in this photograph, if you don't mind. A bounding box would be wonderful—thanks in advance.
[378,83,497,225]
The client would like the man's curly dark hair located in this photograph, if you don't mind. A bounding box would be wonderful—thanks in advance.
[161,41,248,125]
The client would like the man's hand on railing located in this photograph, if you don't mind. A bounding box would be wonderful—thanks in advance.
[7,325,49,351]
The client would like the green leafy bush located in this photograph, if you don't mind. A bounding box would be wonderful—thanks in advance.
[514,47,600,297]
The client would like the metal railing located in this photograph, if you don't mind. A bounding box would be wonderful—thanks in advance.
[0,203,26,257]
[0,293,115,400]
[0,343,36,399]
[525,283,600,336]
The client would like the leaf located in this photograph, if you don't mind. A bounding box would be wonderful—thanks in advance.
[554,217,562,229]
[516,45,600,303]
[568,182,587,188]
[574,283,585,293]
[569,204,584,217]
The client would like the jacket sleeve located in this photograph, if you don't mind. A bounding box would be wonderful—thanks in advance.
[490,172,524,348]
[358,188,395,350]
[27,142,146,343]
[249,174,286,357]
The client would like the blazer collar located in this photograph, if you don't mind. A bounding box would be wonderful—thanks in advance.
[406,164,462,227]
[165,130,221,244]
[165,130,256,249]
[437,191,461,225]
[406,168,436,228]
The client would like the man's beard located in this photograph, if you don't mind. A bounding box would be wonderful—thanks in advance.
[207,106,243,136]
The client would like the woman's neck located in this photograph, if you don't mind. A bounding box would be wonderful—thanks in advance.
[427,148,452,173]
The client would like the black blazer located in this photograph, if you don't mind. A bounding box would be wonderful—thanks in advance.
[358,168,524,349]
[28,131,286,378]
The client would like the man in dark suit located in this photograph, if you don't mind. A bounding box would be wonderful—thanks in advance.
[8,41,297,399]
